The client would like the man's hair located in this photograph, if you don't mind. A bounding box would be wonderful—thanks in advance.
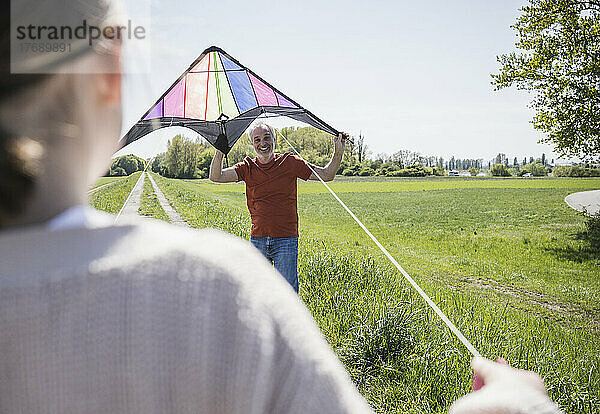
[247,122,276,146]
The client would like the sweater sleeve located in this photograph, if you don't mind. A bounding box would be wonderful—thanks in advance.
[181,229,373,413]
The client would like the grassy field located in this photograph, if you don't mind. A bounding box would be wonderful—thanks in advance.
[90,176,122,189]
[89,172,141,214]
[93,175,600,413]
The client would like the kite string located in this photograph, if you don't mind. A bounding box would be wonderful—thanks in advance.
[276,129,481,358]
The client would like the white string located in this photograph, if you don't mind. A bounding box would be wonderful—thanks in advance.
[276,129,481,358]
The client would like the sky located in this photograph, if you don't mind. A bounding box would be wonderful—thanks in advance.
[116,0,561,162]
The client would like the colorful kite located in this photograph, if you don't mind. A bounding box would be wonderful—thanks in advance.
[122,46,339,154]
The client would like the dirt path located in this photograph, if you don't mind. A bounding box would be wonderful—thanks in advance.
[114,172,146,223]
[147,173,189,227]
[565,189,600,215]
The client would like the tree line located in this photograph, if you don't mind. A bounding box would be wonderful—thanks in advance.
[108,127,599,179]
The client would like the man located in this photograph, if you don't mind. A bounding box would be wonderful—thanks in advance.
[209,122,347,292]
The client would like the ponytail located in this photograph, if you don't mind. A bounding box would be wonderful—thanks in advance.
[0,131,43,226]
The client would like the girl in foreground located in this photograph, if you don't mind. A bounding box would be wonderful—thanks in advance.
[0,1,561,413]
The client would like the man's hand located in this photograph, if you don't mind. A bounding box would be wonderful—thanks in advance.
[449,357,561,414]
[334,132,348,154]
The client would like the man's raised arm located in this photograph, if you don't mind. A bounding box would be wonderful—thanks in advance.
[309,132,347,182]
[209,150,239,183]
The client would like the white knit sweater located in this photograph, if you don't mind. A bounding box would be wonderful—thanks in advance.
[0,218,372,413]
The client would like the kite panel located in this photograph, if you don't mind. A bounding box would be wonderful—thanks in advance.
[205,53,220,121]
[143,99,163,120]
[220,53,257,113]
[190,53,210,73]
[164,78,185,117]
[185,72,208,120]
[213,52,239,119]
[248,72,278,107]
[275,91,297,108]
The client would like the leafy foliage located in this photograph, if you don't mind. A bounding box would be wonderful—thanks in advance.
[490,163,512,176]
[492,0,600,159]
[156,135,213,179]
[553,165,600,176]
[521,162,549,176]
[108,154,146,176]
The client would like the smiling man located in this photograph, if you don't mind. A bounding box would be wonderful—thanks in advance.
[209,122,347,292]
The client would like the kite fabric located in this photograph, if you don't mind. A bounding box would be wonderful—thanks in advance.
[121,46,339,154]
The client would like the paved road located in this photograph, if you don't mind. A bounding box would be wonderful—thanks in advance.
[565,190,600,215]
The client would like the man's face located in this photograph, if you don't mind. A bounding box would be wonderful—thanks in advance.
[251,126,275,159]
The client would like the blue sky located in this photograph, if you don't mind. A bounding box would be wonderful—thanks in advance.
[117,0,560,162]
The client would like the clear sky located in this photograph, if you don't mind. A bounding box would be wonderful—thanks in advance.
[117,0,561,162]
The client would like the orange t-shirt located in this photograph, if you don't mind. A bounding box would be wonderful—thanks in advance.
[234,153,313,237]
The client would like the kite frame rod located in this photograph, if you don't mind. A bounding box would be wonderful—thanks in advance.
[275,129,481,358]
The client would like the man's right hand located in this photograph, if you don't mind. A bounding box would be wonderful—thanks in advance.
[449,357,562,414]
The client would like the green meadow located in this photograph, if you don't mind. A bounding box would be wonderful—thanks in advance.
[92,174,600,414]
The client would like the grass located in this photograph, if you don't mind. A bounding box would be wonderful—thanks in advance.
[138,173,170,222]
[89,172,141,214]
[90,176,122,189]
[93,175,600,413]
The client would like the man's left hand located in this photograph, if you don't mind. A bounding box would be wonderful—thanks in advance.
[334,132,348,153]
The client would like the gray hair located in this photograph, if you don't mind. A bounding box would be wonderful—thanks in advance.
[247,121,276,146]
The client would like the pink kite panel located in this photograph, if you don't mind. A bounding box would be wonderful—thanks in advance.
[248,72,277,106]
[164,78,185,117]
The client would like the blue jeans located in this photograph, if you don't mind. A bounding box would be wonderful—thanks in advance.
[250,236,299,293]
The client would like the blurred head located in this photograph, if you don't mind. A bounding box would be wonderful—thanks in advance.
[248,122,276,163]
[0,0,123,228]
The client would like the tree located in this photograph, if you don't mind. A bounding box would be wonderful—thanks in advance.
[490,163,512,177]
[109,154,146,176]
[356,132,367,163]
[492,0,600,160]
[521,162,548,176]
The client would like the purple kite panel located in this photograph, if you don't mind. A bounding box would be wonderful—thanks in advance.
[164,78,185,117]
[275,91,297,108]
[248,72,277,107]
[143,100,163,120]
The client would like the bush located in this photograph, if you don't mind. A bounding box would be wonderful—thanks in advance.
[109,166,126,176]
[433,166,446,176]
[358,167,375,176]
[384,165,433,177]
[109,154,146,176]
[521,162,548,176]
[490,163,511,177]
[553,165,600,177]
[468,167,479,176]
